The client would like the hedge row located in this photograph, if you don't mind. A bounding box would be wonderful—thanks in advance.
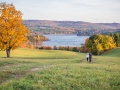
[37,46,81,52]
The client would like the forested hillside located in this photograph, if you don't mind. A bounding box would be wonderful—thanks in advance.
[23,20,120,35]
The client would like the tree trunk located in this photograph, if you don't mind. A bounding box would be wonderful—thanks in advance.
[6,49,11,58]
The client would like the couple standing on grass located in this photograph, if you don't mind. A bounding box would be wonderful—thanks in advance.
[86,52,92,62]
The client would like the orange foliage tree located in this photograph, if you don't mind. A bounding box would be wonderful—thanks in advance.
[83,38,89,52]
[0,3,29,57]
[20,43,27,48]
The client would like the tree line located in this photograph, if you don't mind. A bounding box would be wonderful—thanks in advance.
[24,20,120,36]
[83,33,120,55]
[38,46,81,52]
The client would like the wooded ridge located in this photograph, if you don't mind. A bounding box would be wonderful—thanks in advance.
[23,20,120,35]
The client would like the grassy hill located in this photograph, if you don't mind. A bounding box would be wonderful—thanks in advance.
[0,48,120,90]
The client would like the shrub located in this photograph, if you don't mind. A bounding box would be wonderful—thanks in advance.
[39,46,44,49]
[58,46,65,50]
[43,46,53,50]
[64,46,69,51]
[53,45,57,50]
[67,47,72,51]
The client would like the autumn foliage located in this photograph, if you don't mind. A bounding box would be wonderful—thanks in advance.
[83,34,120,55]
[0,3,29,57]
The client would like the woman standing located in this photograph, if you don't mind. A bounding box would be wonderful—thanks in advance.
[86,53,89,62]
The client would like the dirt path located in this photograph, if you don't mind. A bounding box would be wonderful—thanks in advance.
[0,65,54,84]
[31,65,53,72]
[80,58,96,63]
[15,65,54,78]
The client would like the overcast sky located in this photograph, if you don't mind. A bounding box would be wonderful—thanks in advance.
[1,0,120,23]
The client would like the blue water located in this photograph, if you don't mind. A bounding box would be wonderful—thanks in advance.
[43,34,89,47]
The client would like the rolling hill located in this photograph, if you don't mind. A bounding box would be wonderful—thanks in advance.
[23,20,120,35]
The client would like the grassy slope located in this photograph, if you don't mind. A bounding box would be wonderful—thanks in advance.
[102,48,120,57]
[0,48,120,90]
[1,48,82,58]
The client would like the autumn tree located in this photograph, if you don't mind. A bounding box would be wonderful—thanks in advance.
[83,38,89,52]
[87,34,116,55]
[0,3,29,57]
[20,43,27,48]
[110,33,120,47]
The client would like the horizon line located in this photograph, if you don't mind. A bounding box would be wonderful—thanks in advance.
[23,19,120,24]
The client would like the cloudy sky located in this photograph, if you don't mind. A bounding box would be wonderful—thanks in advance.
[1,0,120,23]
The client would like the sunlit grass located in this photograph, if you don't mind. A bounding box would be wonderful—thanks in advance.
[0,48,120,90]
[102,48,120,57]
[0,48,83,59]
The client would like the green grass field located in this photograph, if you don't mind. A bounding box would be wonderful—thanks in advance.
[0,48,120,90]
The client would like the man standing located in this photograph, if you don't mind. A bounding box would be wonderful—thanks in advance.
[89,53,92,62]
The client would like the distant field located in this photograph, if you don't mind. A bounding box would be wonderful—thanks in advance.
[0,48,120,90]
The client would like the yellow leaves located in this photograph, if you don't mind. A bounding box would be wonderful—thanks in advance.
[0,3,29,51]
[97,43,103,51]
[12,45,18,50]
[88,34,117,55]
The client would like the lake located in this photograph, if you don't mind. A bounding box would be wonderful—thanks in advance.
[43,34,89,47]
